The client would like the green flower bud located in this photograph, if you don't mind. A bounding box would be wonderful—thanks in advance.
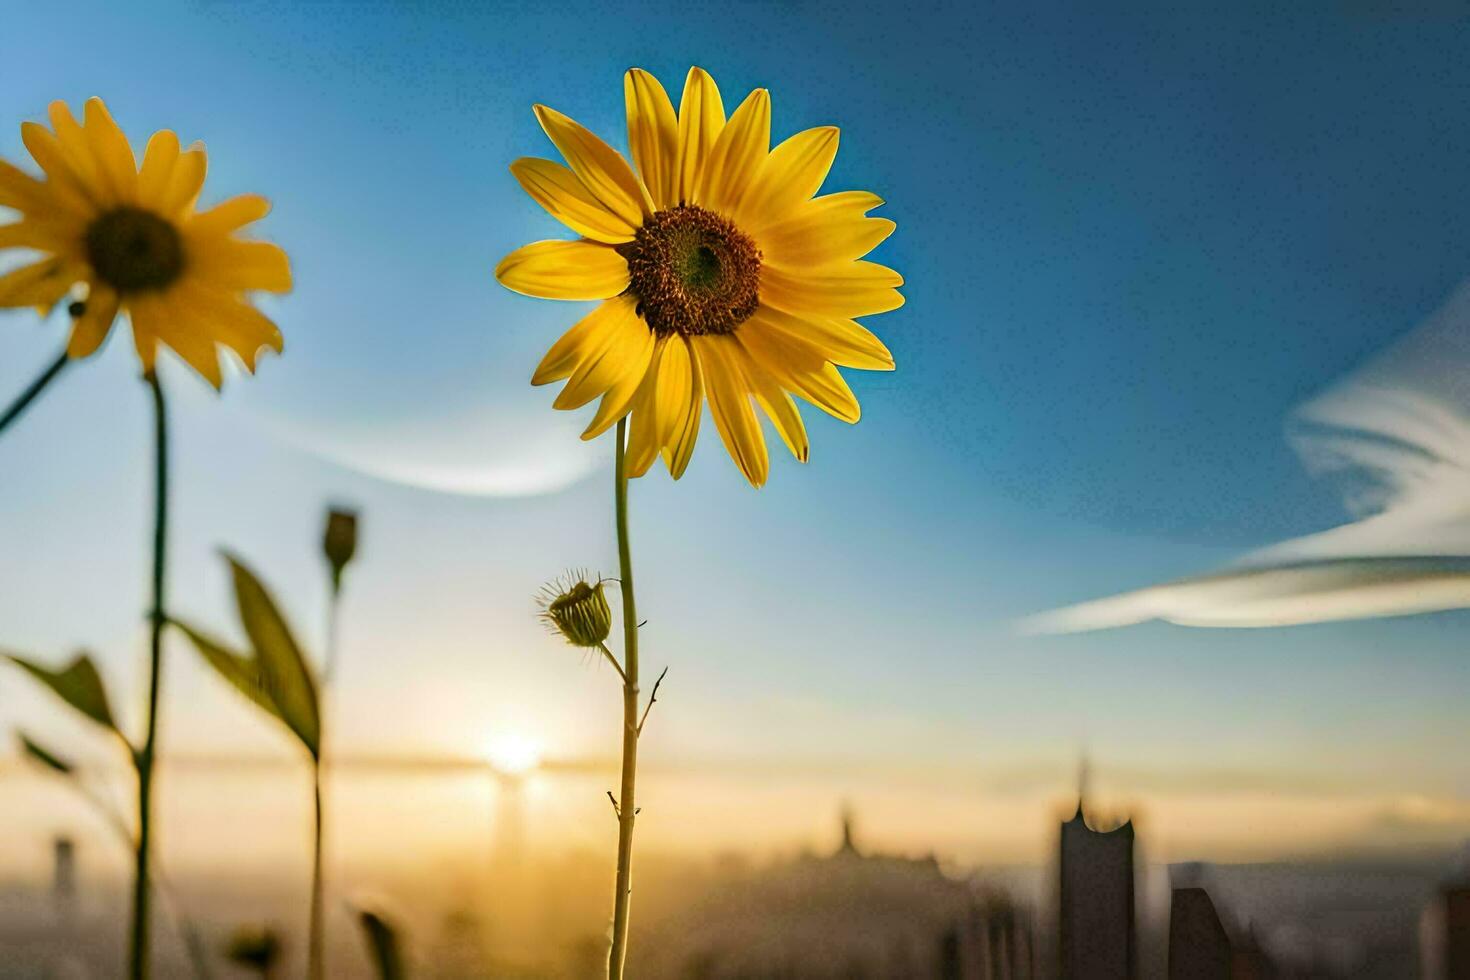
[539,573,612,649]
[323,507,359,591]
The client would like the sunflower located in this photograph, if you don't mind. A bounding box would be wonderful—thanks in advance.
[0,98,290,388]
[496,67,902,487]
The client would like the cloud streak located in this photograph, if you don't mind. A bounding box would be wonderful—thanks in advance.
[1024,280,1470,633]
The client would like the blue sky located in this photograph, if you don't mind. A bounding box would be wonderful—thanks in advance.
[3,2,1470,860]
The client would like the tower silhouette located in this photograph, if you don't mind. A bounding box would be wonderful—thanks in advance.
[1057,767,1136,980]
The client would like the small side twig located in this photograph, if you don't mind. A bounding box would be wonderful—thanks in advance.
[636,666,668,736]
[607,791,620,818]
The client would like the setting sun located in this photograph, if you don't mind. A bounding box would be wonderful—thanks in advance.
[483,732,542,777]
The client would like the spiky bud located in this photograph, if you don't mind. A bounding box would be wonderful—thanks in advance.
[538,573,612,649]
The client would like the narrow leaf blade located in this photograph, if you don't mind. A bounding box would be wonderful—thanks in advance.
[173,620,286,727]
[225,554,321,758]
[5,651,118,733]
[18,732,74,775]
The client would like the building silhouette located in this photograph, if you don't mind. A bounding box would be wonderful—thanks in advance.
[1421,884,1470,980]
[1058,787,1136,980]
[643,808,1034,978]
[51,836,75,910]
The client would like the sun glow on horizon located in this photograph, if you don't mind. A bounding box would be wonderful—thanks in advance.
[483,731,543,776]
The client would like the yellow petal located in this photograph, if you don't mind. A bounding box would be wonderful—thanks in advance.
[65,287,119,358]
[744,351,808,462]
[0,257,75,309]
[137,130,180,208]
[534,104,652,228]
[21,121,96,214]
[737,127,839,228]
[510,158,637,244]
[759,261,904,319]
[740,319,862,423]
[582,325,657,438]
[188,194,271,238]
[127,294,163,375]
[757,192,895,267]
[162,326,224,388]
[496,239,629,301]
[662,337,704,478]
[675,67,725,206]
[158,146,207,216]
[624,340,667,477]
[532,298,627,385]
[169,281,283,371]
[150,291,223,388]
[46,102,102,199]
[552,295,650,410]
[0,159,48,212]
[744,304,893,372]
[651,331,694,447]
[0,217,76,252]
[624,68,680,210]
[695,88,769,213]
[625,331,700,476]
[189,238,292,293]
[694,334,768,487]
[83,98,137,204]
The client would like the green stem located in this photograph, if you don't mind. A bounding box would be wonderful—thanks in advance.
[0,350,69,438]
[323,584,342,685]
[130,369,169,980]
[71,781,211,979]
[607,417,640,980]
[309,759,324,980]
[313,582,340,979]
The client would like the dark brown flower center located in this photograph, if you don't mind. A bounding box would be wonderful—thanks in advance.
[620,205,760,337]
[85,207,184,293]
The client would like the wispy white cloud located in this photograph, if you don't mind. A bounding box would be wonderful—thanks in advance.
[255,400,605,498]
[1023,280,1470,632]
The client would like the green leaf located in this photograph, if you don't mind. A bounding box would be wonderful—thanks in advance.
[225,553,321,759]
[18,732,74,775]
[5,651,119,734]
[173,622,284,727]
[357,909,406,980]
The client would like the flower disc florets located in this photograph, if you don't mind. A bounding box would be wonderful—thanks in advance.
[621,205,761,337]
[84,207,185,293]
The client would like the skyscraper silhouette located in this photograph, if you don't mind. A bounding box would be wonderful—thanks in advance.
[1057,781,1136,980]
[1167,887,1230,980]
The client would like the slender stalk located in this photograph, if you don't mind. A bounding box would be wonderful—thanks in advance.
[311,585,340,980]
[71,780,211,979]
[131,370,170,980]
[607,418,640,980]
[596,641,628,683]
[0,350,69,438]
[323,584,342,685]
[309,760,324,980]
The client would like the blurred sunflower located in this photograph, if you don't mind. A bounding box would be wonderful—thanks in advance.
[497,67,902,487]
[0,98,290,387]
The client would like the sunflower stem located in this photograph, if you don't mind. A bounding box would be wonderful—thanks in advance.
[130,369,169,980]
[0,349,70,438]
[607,418,640,980]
